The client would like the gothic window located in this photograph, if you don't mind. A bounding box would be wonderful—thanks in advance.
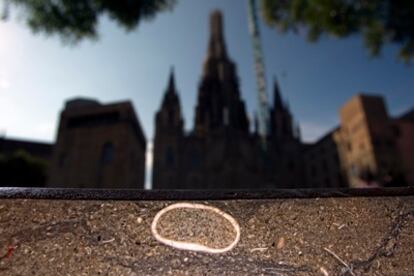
[101,142,114,165]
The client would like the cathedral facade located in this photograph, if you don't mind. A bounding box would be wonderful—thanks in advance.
[152,10,303,189]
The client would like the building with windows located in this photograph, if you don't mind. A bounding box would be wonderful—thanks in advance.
[304,94,414,188]
[336,94,402,187]
[392,109,414,185]
[48,98,146,189]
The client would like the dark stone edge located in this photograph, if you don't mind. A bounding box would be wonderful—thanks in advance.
[0,187,413,201]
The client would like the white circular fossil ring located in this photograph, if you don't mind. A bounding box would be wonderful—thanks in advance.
[151,202,241,254]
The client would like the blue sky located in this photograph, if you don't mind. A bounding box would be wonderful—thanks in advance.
[1,0,413,143]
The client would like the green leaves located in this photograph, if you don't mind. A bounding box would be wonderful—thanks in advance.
[7,0,177,43]
[0,150,48,187]
[261,0,414,63]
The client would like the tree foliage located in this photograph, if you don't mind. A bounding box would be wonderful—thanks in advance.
[261,0,414,62]
[5,0,177,42]
[4,0,414,62]
[0,150,48,187]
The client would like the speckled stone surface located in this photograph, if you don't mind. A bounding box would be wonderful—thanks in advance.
[0,193,413,275]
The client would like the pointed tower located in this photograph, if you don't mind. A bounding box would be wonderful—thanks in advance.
[155,68,183,134]
[273,76,283,110]
[152,68,184,189]
[207,10,228,60]
[194,10,249,136]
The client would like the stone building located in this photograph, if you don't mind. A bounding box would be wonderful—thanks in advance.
[152,10,302,189]
[305,94,414,188]
[337,94,403,187]
[303,128,347,188]
[48,98,146,189]
[392,109,414,185]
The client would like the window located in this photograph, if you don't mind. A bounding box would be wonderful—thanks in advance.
[101,142,114,165]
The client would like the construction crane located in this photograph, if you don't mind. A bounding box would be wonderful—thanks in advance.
[247,0,271,147]
[1,0,9,21]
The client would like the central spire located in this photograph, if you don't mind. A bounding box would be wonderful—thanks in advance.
[196,10,249,135]
[167,66,176,94]
[207,10,227,59]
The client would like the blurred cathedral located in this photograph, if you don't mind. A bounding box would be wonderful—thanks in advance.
[152,10,303,189]
[3,10,410,190]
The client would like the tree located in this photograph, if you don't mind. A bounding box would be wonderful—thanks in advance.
[4,0,177,43]
[261,0,414,63]
[0,150,48,187]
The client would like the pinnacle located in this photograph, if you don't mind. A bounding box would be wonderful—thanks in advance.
[207,10,227,59]
[167,66,176,93]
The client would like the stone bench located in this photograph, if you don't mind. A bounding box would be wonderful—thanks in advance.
[0,187,413,275]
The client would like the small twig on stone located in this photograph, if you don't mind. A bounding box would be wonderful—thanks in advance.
[320,266,329,276]
[323,247,355,276]
[250,247,268,252]
[101,238,115,244]
[338,224,346,230]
